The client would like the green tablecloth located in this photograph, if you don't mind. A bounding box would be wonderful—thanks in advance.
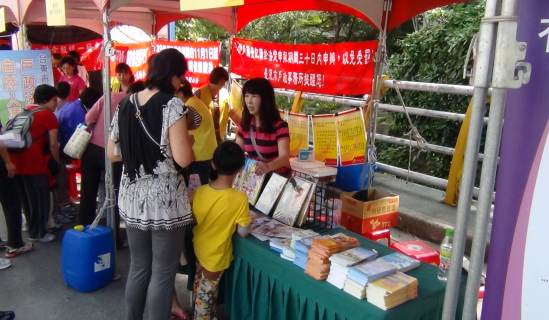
[220,229,466,320]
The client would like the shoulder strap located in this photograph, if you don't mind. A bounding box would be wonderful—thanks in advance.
[131,93,160,147]
[249,126,268,163]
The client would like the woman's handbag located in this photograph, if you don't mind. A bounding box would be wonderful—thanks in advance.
[63,124,92,159]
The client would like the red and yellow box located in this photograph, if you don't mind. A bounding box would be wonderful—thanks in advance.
[340,189,399,234]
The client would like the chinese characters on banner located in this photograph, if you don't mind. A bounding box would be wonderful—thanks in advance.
[0,50,54,124]
[230,37,378,95]
[336,109,367,166]
[287,113,310,157]
[153,40,221,87]
[118,42,152,81]
[31,40,103,70]
[312,114,338,166]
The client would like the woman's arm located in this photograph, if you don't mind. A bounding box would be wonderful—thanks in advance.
[0,142,16,178]
[255,139,290,176]
[48,129,60,163]
[229,108,242,125]
[169,115,194,168]
[107,138,122,162]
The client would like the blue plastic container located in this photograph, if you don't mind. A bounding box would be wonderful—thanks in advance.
[62,225,114,292]
[331,163,376,192]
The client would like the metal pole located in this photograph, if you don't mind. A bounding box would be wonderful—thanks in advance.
[462,0,523,318]
[441,0,500,318]
[382,79,493,96]
[102,8,116,248]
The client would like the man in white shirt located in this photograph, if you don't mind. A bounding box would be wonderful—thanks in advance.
[67,51,89,87]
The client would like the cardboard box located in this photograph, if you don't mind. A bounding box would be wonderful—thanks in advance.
[340,189,399,234]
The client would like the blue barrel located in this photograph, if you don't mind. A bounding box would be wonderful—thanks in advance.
[330,163,376,192]
[62,225,114,292]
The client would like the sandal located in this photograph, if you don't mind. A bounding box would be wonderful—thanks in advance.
[172,311,191,320]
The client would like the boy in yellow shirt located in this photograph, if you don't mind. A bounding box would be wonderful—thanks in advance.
[192,141,251,320]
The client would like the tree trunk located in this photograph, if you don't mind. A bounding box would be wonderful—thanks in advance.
[333,13,341,43]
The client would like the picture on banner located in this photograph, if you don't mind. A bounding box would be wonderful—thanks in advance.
[0,50,54,124]
[287,113,309,157]
[230,37,378,95]
[336,109,367,166]
[312,115,338,166]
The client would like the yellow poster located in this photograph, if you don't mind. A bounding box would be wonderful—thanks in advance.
[336,109,367,166]
[230,80,243,115]
[287,113,309,157]
[312,114,338,166]
[181,0,244,11]
[45,0,66,26]
[0,8,5,33]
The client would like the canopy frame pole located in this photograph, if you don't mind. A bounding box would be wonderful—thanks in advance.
[102,6,117,266]
[461,0,528,318]
[363,0,391,190]
[441,0,501,318]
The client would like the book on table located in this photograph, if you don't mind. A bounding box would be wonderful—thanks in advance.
[269,238,291,253]
[344,278,367,299]
[377,252,421,272]
[254,173,288,215]
[366,272,419,310]
[295,180,318,227]
[326,247,378,290]
[272,176,314,226]
[347,260,398,287]
[239,158,267,206]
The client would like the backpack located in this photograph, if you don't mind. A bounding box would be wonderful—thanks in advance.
[0,107,47,152]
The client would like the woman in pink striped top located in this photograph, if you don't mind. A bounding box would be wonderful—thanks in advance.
[236,78,291,176]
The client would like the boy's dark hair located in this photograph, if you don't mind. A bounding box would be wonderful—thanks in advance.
[176,79,194,98]
[67,50,80,62]
[56,81,71,99]
[34,84,58,105]
[145,48,188,94]
[209,67,229,85]
[78,88,102,110]
[52,53,62,60]
[240,77,282,134]
[210,141,245,181]
[127,81,145,94]
[60,56,78,75]
[115,62,135,83]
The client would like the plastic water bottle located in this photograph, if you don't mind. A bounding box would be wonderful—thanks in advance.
[437,229,454,282]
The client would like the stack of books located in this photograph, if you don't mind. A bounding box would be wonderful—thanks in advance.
[326,247,378,289]
[378,252,421,272]
[281,245,296,261]
[269,238,291,254]
[293,237,316,270]
[291,230,319,249]
[344,259,397,299]
[366,272,419,310]
[305,233,360,280]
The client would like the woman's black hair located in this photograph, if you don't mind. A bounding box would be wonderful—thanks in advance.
[34,84,58,105]
[127,80,145,94]
[240,77,282,134]
[210,141,245,181]
[115,62,135,83]
[145,49,187,94]
[52,53,62,60]
[60,56,78,75]
[67,50,80,62]
[56,82,71,99]
[0,44,12,50]
[176,79,194,98]
[78,88,102,110]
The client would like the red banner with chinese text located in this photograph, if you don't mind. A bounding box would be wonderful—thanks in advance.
[31,40,103,71]
[230,38,378,95]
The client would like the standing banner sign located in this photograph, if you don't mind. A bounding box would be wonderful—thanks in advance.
[152,40,221,87]
[181,0,243,11]
[312,114,338,166]
[121,42,152,81]
[287,113,309,157]
[231,38,378,95]
[336,108,367,166]
[230,80,243,115]
[0,50,54,124]
[482,1,549,319]
[31,40,103,70]
[45,0,67,26]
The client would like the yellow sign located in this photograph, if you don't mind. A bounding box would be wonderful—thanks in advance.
[0,8,5,33]
[45,0,66,26]
[287,113,309,157]
[181,0,244,11]
[312,115,338,166]
[230,80,243,115]
[336,109,367,166]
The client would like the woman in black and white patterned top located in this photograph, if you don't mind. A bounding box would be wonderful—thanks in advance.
[108,48,194,320]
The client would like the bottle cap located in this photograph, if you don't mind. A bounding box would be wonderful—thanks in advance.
[446,229,454,237]
[74,225,84,232]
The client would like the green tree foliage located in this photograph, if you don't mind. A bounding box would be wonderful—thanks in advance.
[377,0,486,179]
